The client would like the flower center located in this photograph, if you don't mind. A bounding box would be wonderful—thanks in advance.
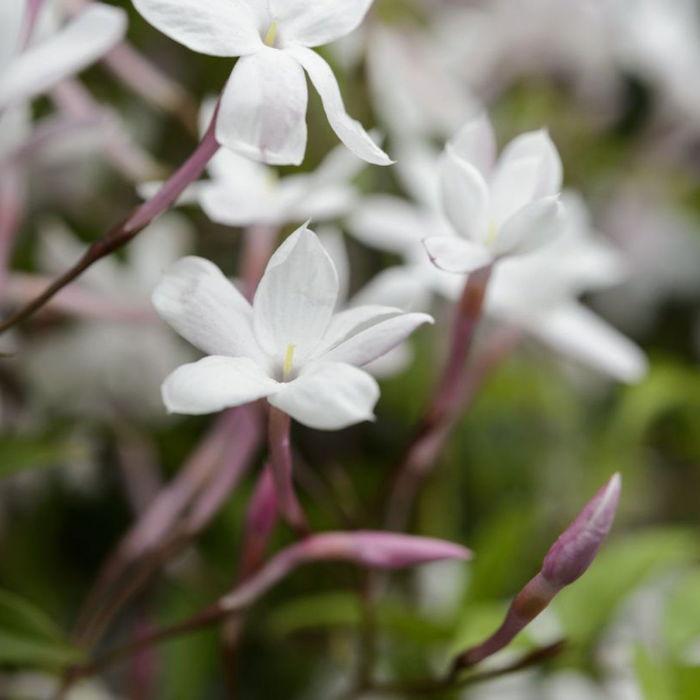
[264,22,278,47]
[283,343,296,381]
[486,220,498,245]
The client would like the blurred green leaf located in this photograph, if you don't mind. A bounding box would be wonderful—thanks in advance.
[0,589,84,669]
[0,437,85,479]
[635,645,676,700]
[664,570,700,659]
[555,529,698,651]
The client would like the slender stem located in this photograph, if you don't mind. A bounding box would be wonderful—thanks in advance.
[385,266,492,531]
[268,407,309,536]
[0,105,220,334]
[0,171,24,298]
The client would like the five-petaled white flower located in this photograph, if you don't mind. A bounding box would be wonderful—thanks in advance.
[131,0,391,167]
[423,112,566,274]
[153,225,433,430]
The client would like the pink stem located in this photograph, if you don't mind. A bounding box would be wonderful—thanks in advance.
[385,266,492,530]
[268,407,309,536]
[0,102,220,333]
[0,171,24,299]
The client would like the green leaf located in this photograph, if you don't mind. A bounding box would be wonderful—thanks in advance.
[0,437,86,479]
[0,589,84,670]
[634,645,676,700]
[554,529,698,651]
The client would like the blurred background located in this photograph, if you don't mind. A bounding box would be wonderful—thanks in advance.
[1,0,700,697]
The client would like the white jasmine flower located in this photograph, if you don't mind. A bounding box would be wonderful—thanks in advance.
[424,112,566,274]
[131,0,390,167]
[153,225,433,430]
[0,0,127,110]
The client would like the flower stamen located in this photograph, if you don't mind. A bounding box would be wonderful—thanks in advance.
[264,22,278,47]
[283,344,296,380]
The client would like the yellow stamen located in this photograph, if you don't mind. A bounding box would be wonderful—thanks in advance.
[283,344,296,380]
[486,220,498,245]
[264,22,278,46]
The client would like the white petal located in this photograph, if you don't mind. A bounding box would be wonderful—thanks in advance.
[347,195,428,255]
[351,266,432,312]
[439,147,490,243]
[318,227,351,305]
[217,48,308,166]
[286,46,392,166]
[493,196,566,258]
[163,356,278,415]
[0,0,25,72]
[0,4,127,109]
[489,156,542,227]
[152,256,263,359]
[423,236,492,274]
[269,362,379,430]
[272,0,373,47]
[449,112,497,178]
[322,309,434,367]
[497,129,563,198]
[364,343,413,379]
[534,304,648,384]
[199,179,276,226]
[132,0,262,56]
[319,305,402,352]
[253,225,339,362]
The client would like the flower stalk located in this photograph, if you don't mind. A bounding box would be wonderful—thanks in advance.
[386,265,492,531]
[450,474,621,674]
[0,103,221,334]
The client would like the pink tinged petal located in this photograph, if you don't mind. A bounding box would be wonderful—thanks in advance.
[439,147,490,243]
[497,129,563,199]
[322,308,434,367]
[301,531,472,568]
[272,0,373,47]
[449,112,497,178]
[286,46,392,166]
[0,4,127,109]
[152,256,262,359]
[268,362,379,430]
[492,196,566,258]
[217,48,308,166]
[253,225,339,362]
[162,356,278,415]
[423,236,492,274]
[542,473,622,587]
[131,0,263,57]
[534,303,648,384]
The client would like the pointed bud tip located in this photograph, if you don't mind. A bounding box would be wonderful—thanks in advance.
[541,473,621,588]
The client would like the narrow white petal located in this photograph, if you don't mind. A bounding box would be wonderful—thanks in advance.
[272,0,373,47]
[132,0,262,56]
[287,46,392,166]
[152,256,263,359]
[493,196,566,258]
[449,113,497,178]
[217,48,308,166]
[163,356,278,415]
[319,305,402,352]
[0,4,127,109]
[348,195,428,255]
[318,227,351,305]
[269,362,379,430]
[322,310,434,367]
[497,129,563,198]
[534,304,648,384]
[0,0,27,71]
[351,266,432,312]
[439,147,490,243]
[423,236,492,274]
[253,225,339,362]
[199,180,276,226]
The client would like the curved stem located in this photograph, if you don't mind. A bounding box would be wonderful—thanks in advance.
[385,266,492,531]
[268,407,309,536]
[0,105,220,334]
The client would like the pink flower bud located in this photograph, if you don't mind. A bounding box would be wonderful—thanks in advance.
[301,531,473,569]
[542,473,621,587]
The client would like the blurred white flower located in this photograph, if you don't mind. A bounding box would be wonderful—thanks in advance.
[131,0,390,167]
[22,214,195,421]
[153,225,432,430]
[0,0,127,110]
[424,113,566,274]
[349,184,646,383]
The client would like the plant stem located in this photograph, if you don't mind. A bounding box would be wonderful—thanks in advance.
[0,105,220,334]
[268,407,309,536]
[385,266,492,531]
